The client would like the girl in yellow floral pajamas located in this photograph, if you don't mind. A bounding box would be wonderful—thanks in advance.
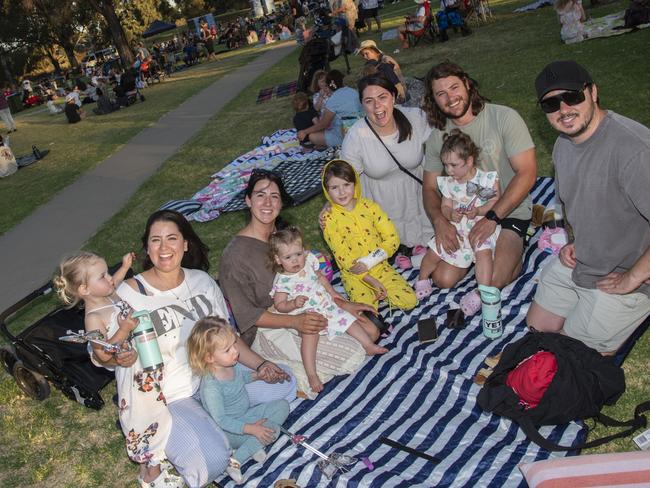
[321,160,417,311]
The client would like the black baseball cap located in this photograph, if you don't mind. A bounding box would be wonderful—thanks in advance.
[535,61,594,101]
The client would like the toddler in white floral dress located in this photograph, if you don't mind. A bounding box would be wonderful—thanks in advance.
[416,129,501,299]
[269,226,387,394]
[54,251,181,488]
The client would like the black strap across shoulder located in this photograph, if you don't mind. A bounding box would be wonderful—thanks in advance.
[364,117,423,185]
[134,278,147,296]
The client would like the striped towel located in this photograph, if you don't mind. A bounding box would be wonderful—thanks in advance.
[256,86,274,104]
[220,177,584,488]
[256,81,299,104]
[275,80,298,98]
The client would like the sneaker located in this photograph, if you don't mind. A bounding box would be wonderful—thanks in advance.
[226,457,243,484]
[138,469,184,488]
[252,449,268,463]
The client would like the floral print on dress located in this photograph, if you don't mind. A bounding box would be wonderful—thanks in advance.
[271,253,358,339]
[134,369,166,404]
[427,169,501,268]
[125,421,160,464]
[104,301,171,468]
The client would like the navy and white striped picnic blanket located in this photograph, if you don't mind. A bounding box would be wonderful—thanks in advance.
[219,177,584,487]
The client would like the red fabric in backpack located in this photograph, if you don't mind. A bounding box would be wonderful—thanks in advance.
[506,351,557,409]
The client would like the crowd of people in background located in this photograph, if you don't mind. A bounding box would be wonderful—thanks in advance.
[2,2,309,126]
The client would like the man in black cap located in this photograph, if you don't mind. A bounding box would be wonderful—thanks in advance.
[527,60,650,354]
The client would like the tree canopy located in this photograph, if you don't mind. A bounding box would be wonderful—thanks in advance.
[0,0,253,84]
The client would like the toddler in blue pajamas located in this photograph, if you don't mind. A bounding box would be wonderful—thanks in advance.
[187,316,289,485]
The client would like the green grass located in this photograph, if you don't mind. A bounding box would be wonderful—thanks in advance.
[0,45,270,237]
[1,2,649,485]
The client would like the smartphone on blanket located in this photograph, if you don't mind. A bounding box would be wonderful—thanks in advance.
[417,317,438,344]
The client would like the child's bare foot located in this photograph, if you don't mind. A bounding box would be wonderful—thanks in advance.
[307,373,323,393]
[364,343,388,355]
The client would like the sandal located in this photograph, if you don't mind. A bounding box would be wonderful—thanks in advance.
[138,468,184,488]
[473,367,493,386]
[395,254,412,270]
[226,458,243,485]
[459,289,482,316]
[484,352,502,369]
[364,310,390,333]
[414,279,433,300]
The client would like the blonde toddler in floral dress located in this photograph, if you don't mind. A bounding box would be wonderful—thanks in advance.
[54,251,180,488]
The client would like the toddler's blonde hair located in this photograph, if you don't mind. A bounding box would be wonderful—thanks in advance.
[53,251,102,308]
[187,316,237,376]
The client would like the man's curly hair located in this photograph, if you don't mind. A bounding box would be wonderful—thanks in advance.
[423,61,490,130]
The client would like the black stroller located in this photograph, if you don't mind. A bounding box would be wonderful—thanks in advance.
[297,26,358,92]
[297,37,331,92]
[120,68,146,106]
[0,281,115,410]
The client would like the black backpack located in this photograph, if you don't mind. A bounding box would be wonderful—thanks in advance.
[624,0,650,27]
[477,332,649,451]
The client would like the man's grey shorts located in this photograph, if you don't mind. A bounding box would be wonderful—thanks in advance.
[534,257,650,353]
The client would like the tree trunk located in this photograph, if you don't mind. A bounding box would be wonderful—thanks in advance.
[87,0,135,67]
[62,43,79,69]
[0,52,14,84]
[46,49,63,74]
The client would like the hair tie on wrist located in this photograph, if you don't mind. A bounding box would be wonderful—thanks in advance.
[256,360,268,372]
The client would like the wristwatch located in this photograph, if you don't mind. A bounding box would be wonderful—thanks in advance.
[485,210,502,225]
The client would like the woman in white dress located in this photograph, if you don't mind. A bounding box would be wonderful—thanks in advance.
[341,75,434,248]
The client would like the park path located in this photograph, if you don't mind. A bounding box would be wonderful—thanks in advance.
[0,42,296,312]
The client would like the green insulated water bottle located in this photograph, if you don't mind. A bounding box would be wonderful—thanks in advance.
[478,285,503,339]
[131,310,163,372]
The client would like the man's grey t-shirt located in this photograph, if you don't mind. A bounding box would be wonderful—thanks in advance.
[554,110,650,296]
[424,103,535,221]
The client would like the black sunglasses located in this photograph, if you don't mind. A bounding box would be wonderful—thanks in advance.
[539,89,586,113]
